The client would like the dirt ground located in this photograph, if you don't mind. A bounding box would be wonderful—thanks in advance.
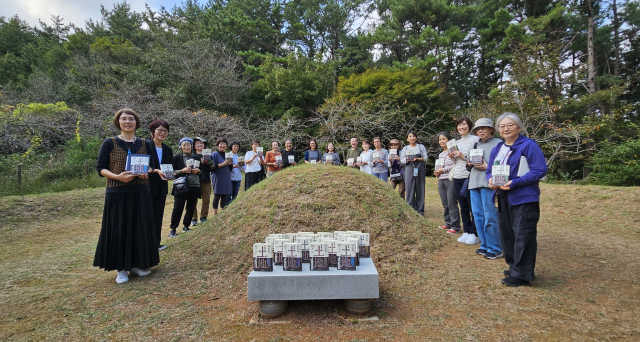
[1,179,639,341]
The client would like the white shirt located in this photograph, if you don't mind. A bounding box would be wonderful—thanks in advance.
[495,144,511,165]
[244,150,264,173]
[359,150,373,174]
[452,134,480,179]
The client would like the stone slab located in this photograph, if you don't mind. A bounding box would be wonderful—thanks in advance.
[247,257,379,301]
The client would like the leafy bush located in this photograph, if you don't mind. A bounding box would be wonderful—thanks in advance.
[589,136,640,186]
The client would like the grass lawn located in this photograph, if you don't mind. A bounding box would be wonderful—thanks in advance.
[1,169,639,341]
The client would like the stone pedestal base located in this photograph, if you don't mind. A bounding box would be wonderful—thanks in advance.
[345,299,373,313]
[258,300,288,318]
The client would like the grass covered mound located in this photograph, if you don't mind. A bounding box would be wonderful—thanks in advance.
[165,164,447,298]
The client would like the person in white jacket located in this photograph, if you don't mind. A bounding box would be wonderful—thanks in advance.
[448,117,480,244]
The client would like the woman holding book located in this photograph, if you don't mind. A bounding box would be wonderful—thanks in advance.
[433,131,460,233]
[168,137,201,238]
[227,141,245,206]
[357,139,373,174]
[148,119,173,252]
[322,142,340,165]
[94,108,159,284]
[387,139,405,198]
[265,140,283,177]
[244,140,266,190]
[304,139,322,164]
[448,117,480,244]
[487,112,547,287]
[468,118,503,258]
[371,137,389,181]
[400,131,428,215]
[210,138,233,214]
[191,137,212,225]
[281,140,298,169]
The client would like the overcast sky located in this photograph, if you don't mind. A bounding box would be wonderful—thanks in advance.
[0,0,182,28]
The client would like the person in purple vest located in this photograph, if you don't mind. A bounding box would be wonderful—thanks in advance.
[487,112,548,287]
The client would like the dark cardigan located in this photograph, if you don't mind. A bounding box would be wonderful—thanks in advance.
[148,142,174,197]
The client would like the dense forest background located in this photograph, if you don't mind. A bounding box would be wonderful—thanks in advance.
[1,0,639,186]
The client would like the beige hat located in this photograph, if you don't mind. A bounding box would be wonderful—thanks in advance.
[471,118,494,135]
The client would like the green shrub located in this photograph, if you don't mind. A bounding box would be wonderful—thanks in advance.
[589,136,640,186]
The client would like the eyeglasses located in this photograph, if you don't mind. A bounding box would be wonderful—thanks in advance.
[155,129,169,134]
[498,123,517,130]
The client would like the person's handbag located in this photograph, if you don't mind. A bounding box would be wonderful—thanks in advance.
[172,176,189,195]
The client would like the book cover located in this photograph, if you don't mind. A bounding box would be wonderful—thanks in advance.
[492,165,510,186]
[373,151,380,162]
[288,155,295,163]
[347,158,354,167]
[469,149,484,164]
[268,234,286,239]
[310,159,317,164]
[346,237,360,266]
[405,149,414,162]
[325,155,333,164]
[253,243,273,272]
[325,239,339,267]
[160,164,175,180]
[238,156,245,166]
[356,156,362,164]
[316,232,334,239]
[125,154,150,175]
[186,159,194,168]
[446,139,458,152]
[298,237,312,263]
[256,147,264,157]
[285,233,297,242]
[275,155,283,167]
[202,149,212,160]
[355,233,370,258]
[435,158,444,170]
[194,160,200,168]
[337,241,357,270]
[226,152,233,163]
[273,239,288,266]
[283,243,302,271]
[309,242,329,271]
[389,149,397,160]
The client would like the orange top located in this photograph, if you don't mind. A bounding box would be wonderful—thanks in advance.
[265,151,282,172]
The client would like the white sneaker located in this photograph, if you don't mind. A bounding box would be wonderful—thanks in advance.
[465,235,480,245]
[130,268,151,277]
[457,233,469,243]
[116,271,129,284]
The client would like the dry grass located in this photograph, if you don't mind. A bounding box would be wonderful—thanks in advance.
[1,167,639,341]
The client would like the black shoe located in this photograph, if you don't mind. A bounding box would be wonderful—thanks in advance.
[485,251,504,260]
[200,218,207,223]
[501,276,529,287]
[182,226,192,233]
[503,270,511,277]
[158,245,168,251]
[168,230,177,238]
[190,220,198,226]
[475,249,487,256]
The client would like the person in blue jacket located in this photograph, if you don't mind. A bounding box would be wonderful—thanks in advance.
[487,112,548,287]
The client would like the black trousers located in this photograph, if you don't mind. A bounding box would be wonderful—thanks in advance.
[453,178,476,235]
[212,194,228,210]
[245,171,262,191]
[170,187,200,229]
[151,192,167,246]
[497,190,540,282]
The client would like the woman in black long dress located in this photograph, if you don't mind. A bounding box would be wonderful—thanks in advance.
[148,119,173,251]
[94,108,160,284]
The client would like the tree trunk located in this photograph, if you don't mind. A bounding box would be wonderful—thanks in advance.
[612,0,620,75]
[586,0,596,96]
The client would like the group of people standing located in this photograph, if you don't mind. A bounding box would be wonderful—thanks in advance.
[93,108,546,288]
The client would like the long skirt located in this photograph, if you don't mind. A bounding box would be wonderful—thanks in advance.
[93,190,160,271]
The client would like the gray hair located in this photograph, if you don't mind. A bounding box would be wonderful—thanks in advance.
[495,112,524,131]
[284,139,293,145]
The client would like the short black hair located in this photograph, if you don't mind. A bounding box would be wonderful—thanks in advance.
[436,131,452,141]
[216,137,228,147]
[456,117,473,131]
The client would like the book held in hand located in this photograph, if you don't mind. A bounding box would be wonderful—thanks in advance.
[202,149,212,160]
[186,159,194,168]
[389,149,397,160]
[256,147,264,157]
[253,243,273,272]
[226,152,233,163]
[405,149,414,162]
[435,158,444,170]
[237,156,245,166]
[275,155,283,167]
[373,151,380,163]
[469,149,484,164]
[492,165,510,187]
[310,159,317,164]
[194,160,200,168]
[446,139,458,152]
[160,164,175,180]
[347,158,354,167]
[325,155,333,163]
[125,154,150,175]
[288,155,295,164]
[356,156,362,164]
